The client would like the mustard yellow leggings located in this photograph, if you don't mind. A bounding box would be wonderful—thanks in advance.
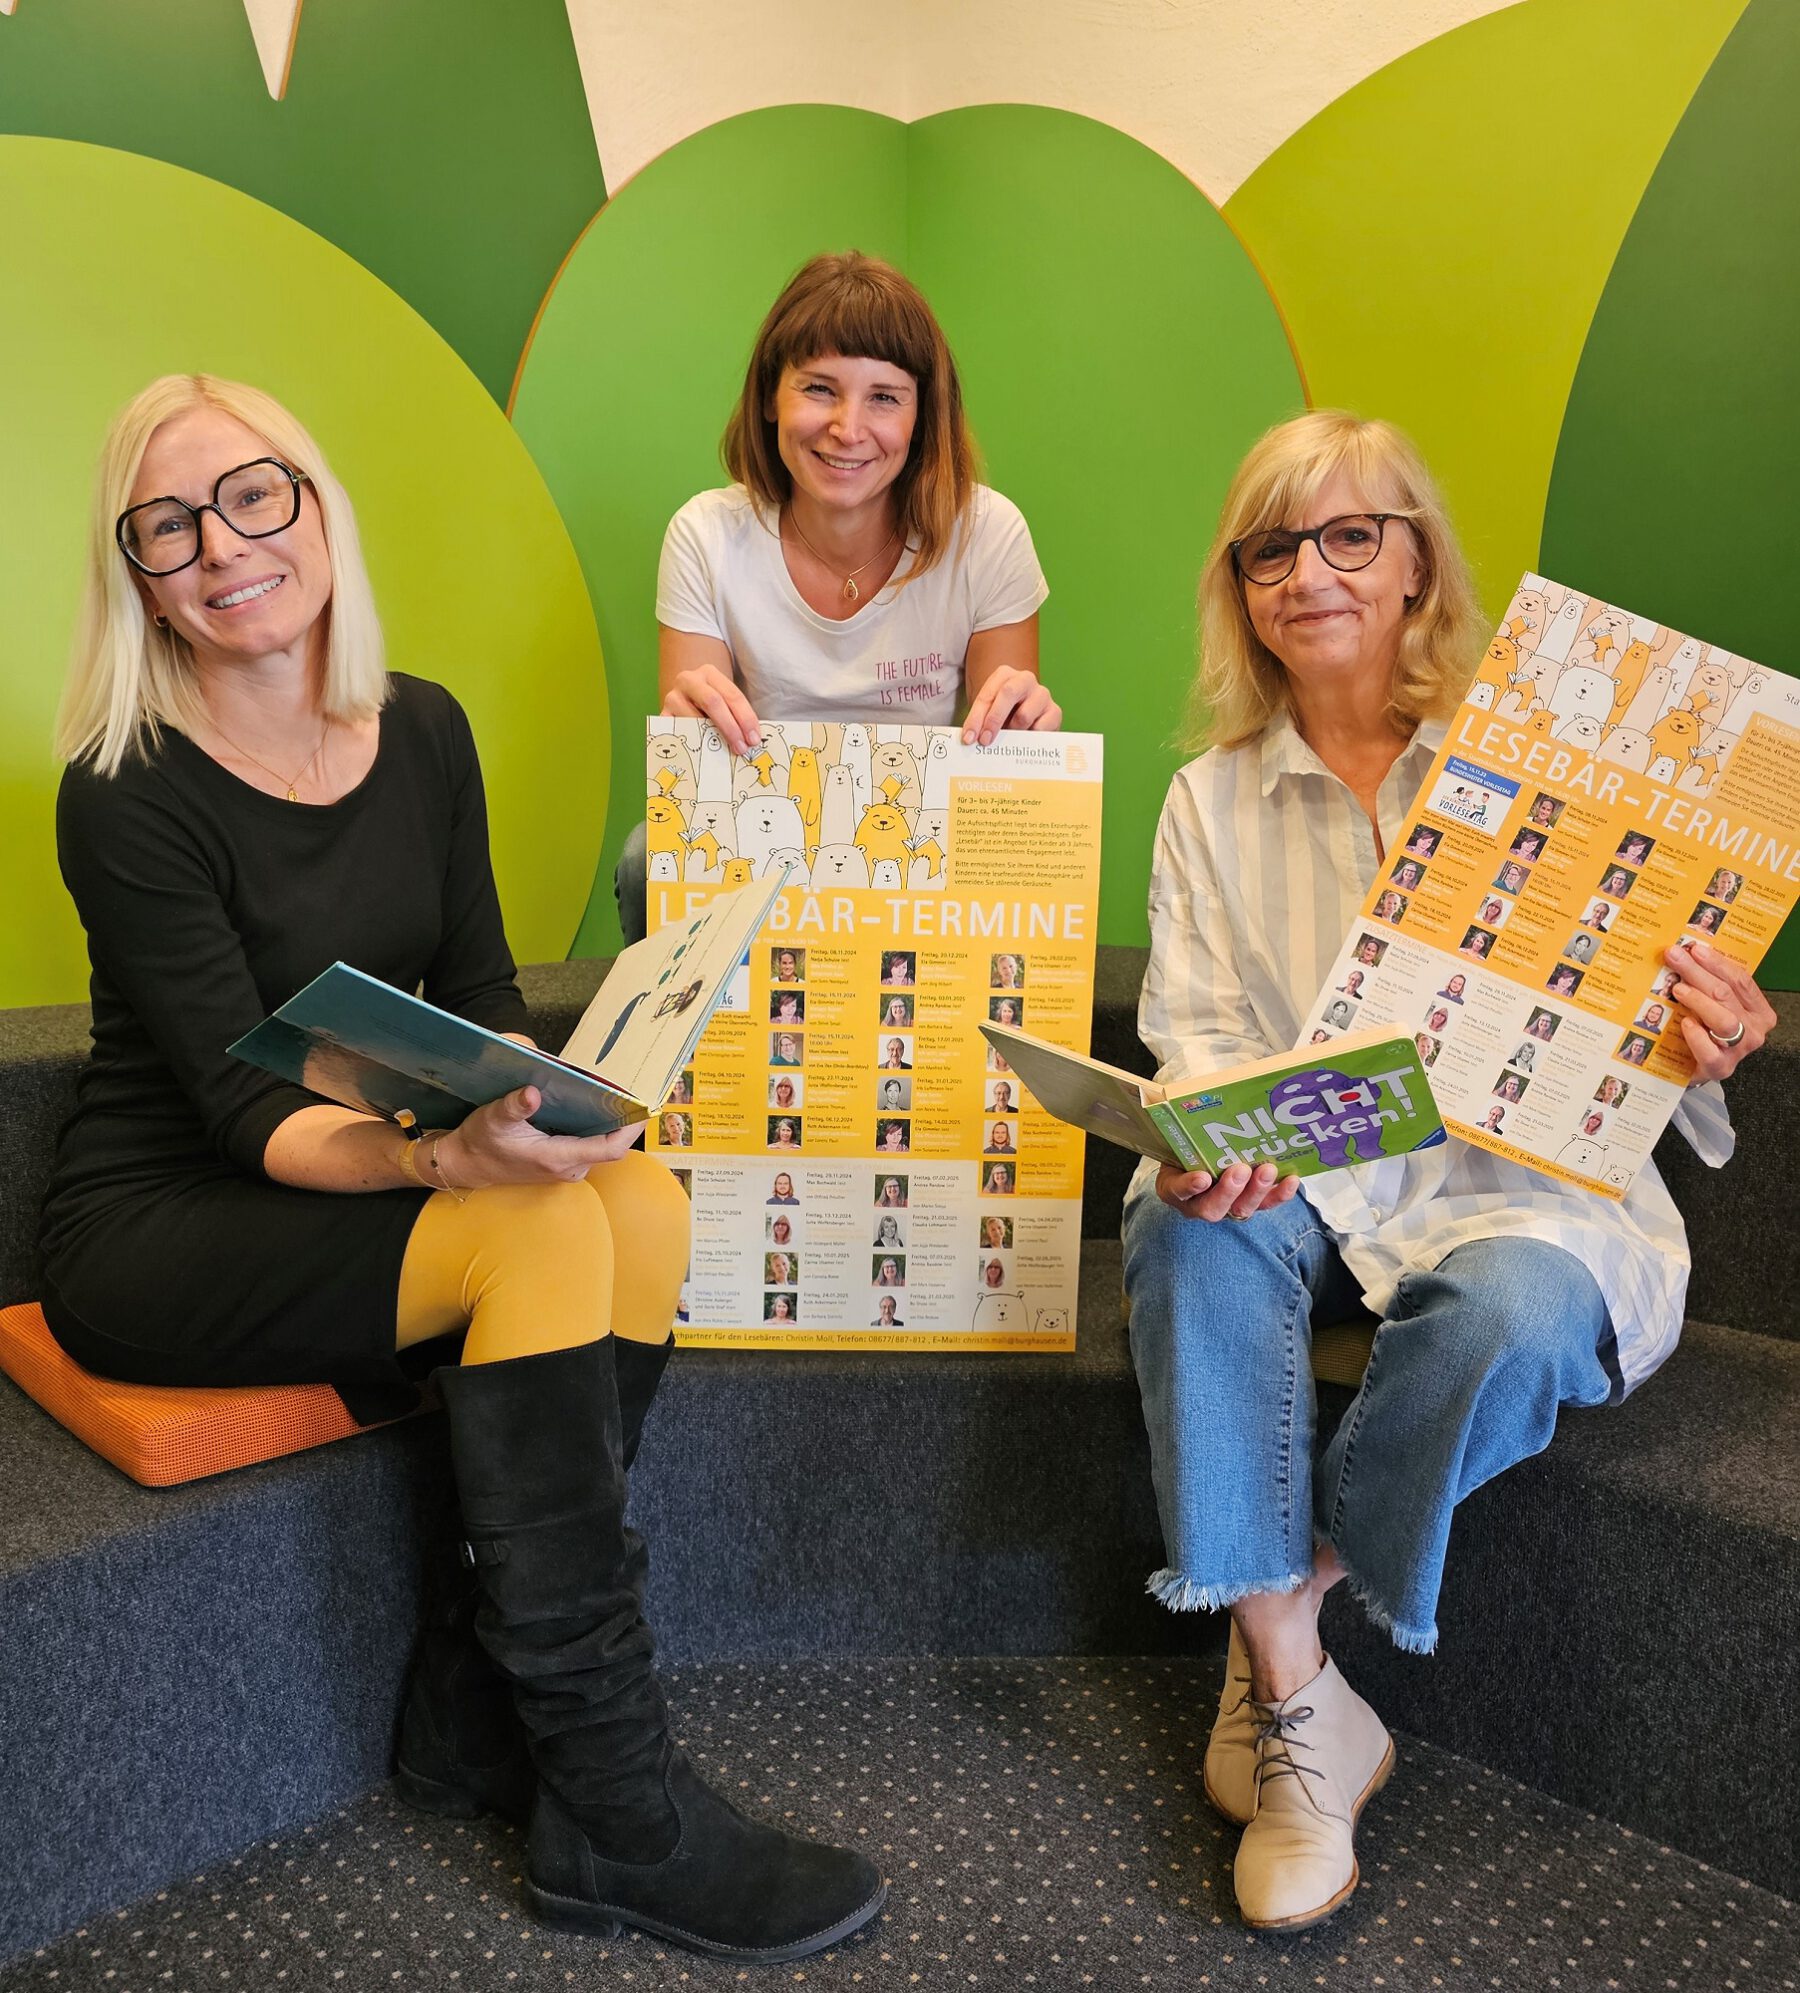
[395,1151,690,1367]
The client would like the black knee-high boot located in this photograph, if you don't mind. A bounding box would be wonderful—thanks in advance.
[438,1338,885,1962]
[395,1335,675,1824]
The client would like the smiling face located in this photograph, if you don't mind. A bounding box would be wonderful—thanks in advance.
[771,353,917,526]
[129,406,333,675]
[1240,471,1422,705]
[772,1172,794,1199]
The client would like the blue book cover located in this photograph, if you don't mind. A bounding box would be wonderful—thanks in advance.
[230,871,787,1137]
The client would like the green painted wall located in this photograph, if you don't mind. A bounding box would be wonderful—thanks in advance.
[3,3,1796,1001]
[513,105,1302,958]
[1226,0,1746,620]
[0,0,602,406]
[1539,0,1799,985]
[0,138,606,1007]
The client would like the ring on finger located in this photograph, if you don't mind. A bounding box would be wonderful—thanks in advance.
[1707,1016,1746,1048]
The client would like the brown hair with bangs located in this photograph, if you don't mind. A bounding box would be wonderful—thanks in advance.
[1187,410,1484,752]
[723,252,976,583]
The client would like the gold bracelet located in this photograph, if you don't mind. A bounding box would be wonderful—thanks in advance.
[425,1132,470,1205]
[396,1128,430,1188]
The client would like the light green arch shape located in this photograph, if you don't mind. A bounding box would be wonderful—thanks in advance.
[1226,0,1745,619]
[0,137,606,1008]
[513,104,1302,953]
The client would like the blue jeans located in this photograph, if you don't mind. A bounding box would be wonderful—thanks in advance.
[1120,1183,1616,1653]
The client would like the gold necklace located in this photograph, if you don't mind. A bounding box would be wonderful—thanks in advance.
[783,509,900,603]
[209,715,331,801]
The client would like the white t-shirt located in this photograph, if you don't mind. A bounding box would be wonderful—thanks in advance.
[656,483,1048,724]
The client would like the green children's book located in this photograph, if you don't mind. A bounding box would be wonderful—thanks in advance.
[979,1024,1446,1178]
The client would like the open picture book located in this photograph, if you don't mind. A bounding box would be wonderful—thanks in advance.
[980,1024,1446,1179]
[230,871,788,1138]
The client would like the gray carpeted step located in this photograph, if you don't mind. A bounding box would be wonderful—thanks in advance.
[4,1657,1795,1993]
[3,957,1797,1960]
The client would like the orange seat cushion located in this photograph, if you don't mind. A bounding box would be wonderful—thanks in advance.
[0,1300,414,1487]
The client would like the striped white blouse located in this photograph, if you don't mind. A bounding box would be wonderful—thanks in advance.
[1129,716,1734,1396]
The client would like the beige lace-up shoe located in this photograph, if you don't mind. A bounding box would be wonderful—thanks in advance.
[1202,1618,1257,1827]
[1233,1655,1394,1929]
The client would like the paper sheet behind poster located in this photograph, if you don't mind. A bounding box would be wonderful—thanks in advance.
[642,719,1103,1349]
[1301,576,1800,1199]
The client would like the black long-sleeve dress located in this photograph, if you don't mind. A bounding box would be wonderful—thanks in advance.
[38,675,530,1423]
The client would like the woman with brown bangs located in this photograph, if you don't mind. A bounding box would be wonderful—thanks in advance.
[616,252,1061,938]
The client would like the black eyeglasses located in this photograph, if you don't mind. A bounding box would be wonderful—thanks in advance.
[116,458,309,576]
[1230,513,1396,587]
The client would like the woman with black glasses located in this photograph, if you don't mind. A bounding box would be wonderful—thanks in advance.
[40,374,884,1964]
[1123,409,1774,1933]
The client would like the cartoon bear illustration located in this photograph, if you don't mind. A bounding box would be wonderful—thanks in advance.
[972,1293,1027,1334]
[810,842,872,890]
[645,731,697,800]
[731,747,785,801]
[1595,725,1653,772]
[1033,1308,1070,1338]
[762,844,806,882]
[870,857,904,891]
[921,731,954,811]
[1470,633,1520,710]
[1502,646,1563,717]
[719,857,756,888]
[837,724,874,813]
[735,795,805,874]
[695,723,734,802]
[1548,663,1613,729]
[1555,1137,1608,1173]
[855,804,914,873]
[785,746,824,853]
[1533,590,1587,665]
[1503,586,1548,649]
[1621,665,1675,734]
[645,795,688,866]
[1552,711,1605,752]
[869,739,924,810]
[1606,639,1653,729]
[1647,707,1702,774]
[819,763,859,849]
[646,849,680,885]
[686,798,736,857]
[683,831,727,881]
[1569,608,1632,672]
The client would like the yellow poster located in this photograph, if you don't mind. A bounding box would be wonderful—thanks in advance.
[643,720,1103,1348]
[1303,577,1800,1198]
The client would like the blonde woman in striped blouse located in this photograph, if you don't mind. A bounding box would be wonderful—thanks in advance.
[1123,412,1774,1933]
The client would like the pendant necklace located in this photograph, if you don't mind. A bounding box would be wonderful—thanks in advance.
[784,509,900,604]
[209,716,331,801]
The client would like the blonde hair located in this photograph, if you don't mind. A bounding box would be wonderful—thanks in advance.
[723,252,976,584]
[1189,411,1483,752]
[56,374,388,774]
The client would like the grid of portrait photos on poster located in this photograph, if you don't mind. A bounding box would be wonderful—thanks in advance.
[759,944,809,1322]
[975,952,1027,1305]
[1371,800,1749,1151]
